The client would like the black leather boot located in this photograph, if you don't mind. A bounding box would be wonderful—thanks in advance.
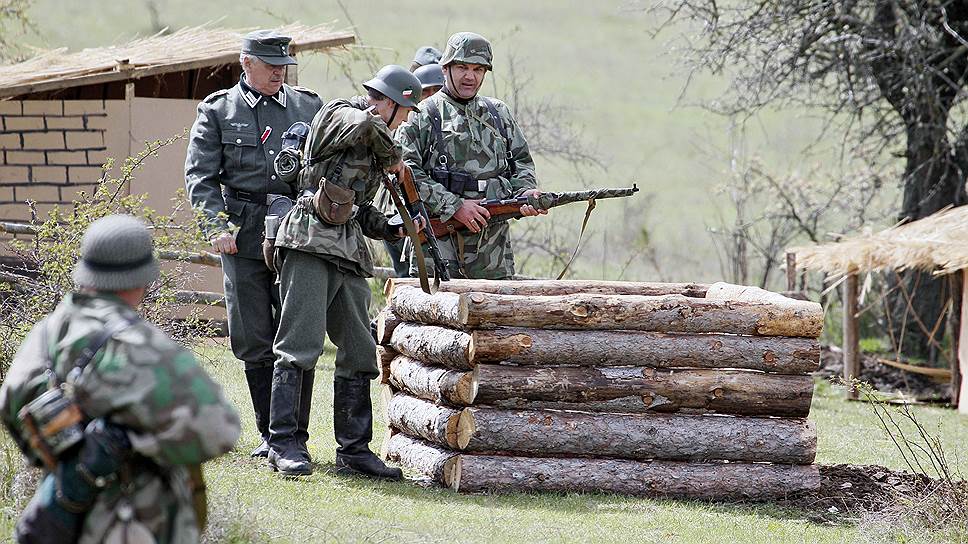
[267,366,312,476]
[244,366,273,458]
[333,377,403,480]
[295,369,315,462]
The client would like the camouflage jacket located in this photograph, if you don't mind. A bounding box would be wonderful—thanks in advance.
[396,92,537,279]
[275,96,401,276]
[185,77,322,259]
[0,293,241,544]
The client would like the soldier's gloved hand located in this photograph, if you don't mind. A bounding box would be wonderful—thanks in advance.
[15,473,84,544]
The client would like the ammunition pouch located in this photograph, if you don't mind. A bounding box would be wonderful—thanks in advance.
[430,168,485,195]
[312,179,356,225]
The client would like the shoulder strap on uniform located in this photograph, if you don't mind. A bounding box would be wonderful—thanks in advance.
[202,89,229,103]
[481,98,516,177]
[48,315,138,387]
[425,99,446,171]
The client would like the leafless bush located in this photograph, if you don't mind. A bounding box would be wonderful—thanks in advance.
[853,381,968,542]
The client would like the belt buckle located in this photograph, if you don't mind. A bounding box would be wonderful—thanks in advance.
[477,180,487,192]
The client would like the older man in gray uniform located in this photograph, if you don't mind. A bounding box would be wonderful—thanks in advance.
[185,30,322,458]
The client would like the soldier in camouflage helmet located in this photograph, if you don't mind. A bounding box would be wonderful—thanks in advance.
[397,32,545,280]
[265,65,421,478]
[185,30,323,460]
[0,214,241,544]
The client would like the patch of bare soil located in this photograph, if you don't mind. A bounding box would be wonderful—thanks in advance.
[779,464,937,523]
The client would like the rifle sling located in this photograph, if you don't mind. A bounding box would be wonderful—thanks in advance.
[556,198,597,280]
[382,177,439,294]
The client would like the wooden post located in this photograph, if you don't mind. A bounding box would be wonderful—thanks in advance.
[949,272,962,408]
[786,252,797,293]
[959,271,968,413]
[843,274,860,400]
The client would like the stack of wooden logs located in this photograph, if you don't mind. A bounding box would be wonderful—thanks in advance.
[375,279,824,501]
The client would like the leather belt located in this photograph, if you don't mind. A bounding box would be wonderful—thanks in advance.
[224,187,293,205]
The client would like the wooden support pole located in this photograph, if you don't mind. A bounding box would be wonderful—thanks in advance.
[786,252,797,293]
[949,272,963,408]
[384,278,710,299]
[959,271,968,413]
[843,273,860,400]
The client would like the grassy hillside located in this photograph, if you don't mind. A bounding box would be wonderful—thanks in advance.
[23,0,851,283]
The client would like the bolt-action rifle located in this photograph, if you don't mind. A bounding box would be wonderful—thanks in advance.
[383,166,450,293]
[427,185,640,239]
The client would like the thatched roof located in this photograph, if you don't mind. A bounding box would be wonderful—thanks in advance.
[791,205,968,277]
[0,23,355,99]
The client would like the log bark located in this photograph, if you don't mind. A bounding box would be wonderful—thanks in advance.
[385,278,709,299]
[472,365,814,417]
[383,432,459,482]
[390,324,819,373]
[385,393,464,448]
[447,452,821,500]
[391,322,472,369]
[388,355,476,405]
[388,287,824,337]
[456,406,816,464]
[376,309,402,346]
[377,346,398,385]
[706,282,803,305]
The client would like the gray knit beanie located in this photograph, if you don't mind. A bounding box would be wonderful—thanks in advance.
[72,214,160,291]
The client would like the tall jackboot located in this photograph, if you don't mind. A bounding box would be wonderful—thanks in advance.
[267,366,312,476]
[244,366,273,458]
[333,377,403,480]
[295,369,315,462]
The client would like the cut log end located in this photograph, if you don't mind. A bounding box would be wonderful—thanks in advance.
[457,409,476,450]
[444,455,461,491]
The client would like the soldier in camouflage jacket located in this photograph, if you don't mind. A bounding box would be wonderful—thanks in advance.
[0,215,240,544]
[396,32,544,280]
[266,66,421,478]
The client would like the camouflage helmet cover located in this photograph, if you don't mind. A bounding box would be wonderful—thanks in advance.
[439,32,493,70]
[362,65,422,110]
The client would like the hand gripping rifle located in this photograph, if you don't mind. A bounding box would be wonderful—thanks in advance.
[427,185,640,238]
[427,185,639,279]
[383,165,450,293]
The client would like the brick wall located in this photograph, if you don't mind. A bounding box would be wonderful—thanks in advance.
[0,100,109,222]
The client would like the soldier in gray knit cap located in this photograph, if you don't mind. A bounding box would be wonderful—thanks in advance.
[1,214,240,543]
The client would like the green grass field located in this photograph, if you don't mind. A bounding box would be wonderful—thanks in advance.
[189,343,968,543]
[1,339,966,543]
[20,0,854,284]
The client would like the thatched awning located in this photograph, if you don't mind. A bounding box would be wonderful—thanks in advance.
[791,205,968,277]
[0,23,354,99]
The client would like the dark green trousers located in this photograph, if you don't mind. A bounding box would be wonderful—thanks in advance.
[272,249,378,379]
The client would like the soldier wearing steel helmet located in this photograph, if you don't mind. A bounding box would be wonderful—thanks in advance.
[397,32,545,280]
[0,214,240,543]
[410,45,442,72]
[413,63,445,101]
[265,65,422,478]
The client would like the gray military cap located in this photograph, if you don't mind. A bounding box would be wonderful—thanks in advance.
[412,46,442,68]
[73,215,160,291]
[242,30,297,66]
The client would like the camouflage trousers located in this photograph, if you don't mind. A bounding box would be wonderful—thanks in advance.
[272,249,379,379]
[410,220,515,280]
